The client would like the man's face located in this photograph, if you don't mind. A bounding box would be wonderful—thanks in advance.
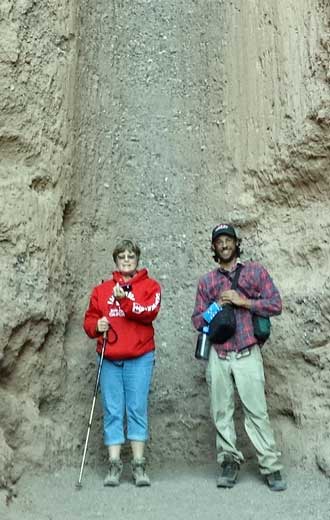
[212,235,237,264]
[115,249,138,277]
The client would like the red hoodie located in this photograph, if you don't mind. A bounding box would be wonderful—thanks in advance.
[84,269,161,360]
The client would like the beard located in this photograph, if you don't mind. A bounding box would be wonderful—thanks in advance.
[218,248,237,264]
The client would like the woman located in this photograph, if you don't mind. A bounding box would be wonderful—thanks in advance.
[83,239,161,487]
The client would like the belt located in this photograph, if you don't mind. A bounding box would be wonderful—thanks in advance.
[218,347,252,360]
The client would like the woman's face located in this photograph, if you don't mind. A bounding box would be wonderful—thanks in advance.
[115,249,138,277]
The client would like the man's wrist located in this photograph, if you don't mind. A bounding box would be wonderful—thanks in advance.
[241,298,252,310]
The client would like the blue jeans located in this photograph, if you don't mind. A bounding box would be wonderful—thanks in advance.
[99,351,155,446]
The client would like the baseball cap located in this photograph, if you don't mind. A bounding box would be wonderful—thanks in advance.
[211,224,237,242]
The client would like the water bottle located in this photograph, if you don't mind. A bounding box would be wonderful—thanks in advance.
[195,326,211,360]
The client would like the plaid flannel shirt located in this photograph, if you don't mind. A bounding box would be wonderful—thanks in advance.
[191,260,282,353]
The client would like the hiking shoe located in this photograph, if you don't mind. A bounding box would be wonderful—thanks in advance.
[265,471,287,491]
[217,458,240,488]
[104,459,123,487]
[131,458,151,487]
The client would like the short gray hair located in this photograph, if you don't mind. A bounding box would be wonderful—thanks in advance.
[112,239,141,263]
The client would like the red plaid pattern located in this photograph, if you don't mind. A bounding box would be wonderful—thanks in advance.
[192,261,282,352]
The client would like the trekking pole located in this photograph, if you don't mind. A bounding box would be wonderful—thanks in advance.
[76,331,107,489]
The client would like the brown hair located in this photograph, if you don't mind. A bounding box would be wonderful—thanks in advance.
[112,239,141,264]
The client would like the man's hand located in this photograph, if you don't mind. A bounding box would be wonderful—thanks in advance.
[97,317,109,333]
[218,290,251,309]
[113,283,126,300]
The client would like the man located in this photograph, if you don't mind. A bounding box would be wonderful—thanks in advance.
[192,224,286,491]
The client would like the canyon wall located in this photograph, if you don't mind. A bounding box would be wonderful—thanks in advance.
[219,0,330,473]
[0,0,78,486]
[0,0,329,488]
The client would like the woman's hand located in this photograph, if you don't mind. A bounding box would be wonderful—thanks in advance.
[113,283,126,300]
[97,317,109,333]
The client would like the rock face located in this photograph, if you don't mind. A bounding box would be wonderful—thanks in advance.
[0,0,78,486]
[0,0,330,487]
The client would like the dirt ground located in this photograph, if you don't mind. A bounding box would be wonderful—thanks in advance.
[1,462,329,520]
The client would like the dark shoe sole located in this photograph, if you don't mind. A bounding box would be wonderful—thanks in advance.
[134,478,151,487]
[267,482,287,492]
[217,478,237,488]
[265,476,287,492]
[104,480,120,487]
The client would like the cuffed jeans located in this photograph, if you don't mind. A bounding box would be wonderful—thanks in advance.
[99,351,154,446]
[206,345,282,475]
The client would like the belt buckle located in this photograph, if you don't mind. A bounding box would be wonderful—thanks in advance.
[236,348,250,360]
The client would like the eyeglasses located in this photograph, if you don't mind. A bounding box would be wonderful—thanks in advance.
[117,253,137,261]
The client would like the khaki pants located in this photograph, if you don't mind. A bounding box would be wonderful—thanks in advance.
[206,345,282,475]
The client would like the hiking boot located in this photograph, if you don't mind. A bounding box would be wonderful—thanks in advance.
[131,458,151,487]
[217,458,240,488]
[265,471,287,492]
[104,459,123,487]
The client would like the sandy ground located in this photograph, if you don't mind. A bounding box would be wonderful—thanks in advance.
[1,462,329,520]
